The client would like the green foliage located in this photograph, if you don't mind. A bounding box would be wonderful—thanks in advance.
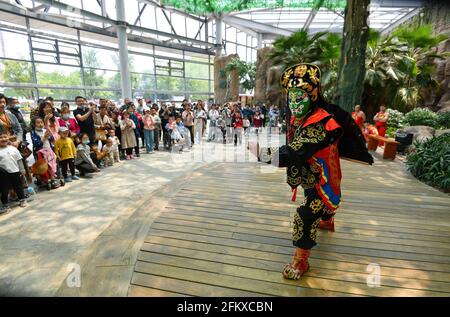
[363,25,448,113]
[406,133,450,191]
[393,24,448,49]
[385,126,398,138]
[403,107,438,127]
[436,111,450,129]
[268,30,341,99]
[221,58,256,92]
[385,109,405,138]
[386,108,405,129]
[0,60,34,98]
[160,0,346,15]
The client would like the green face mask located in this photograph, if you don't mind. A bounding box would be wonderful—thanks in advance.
[288,88,311,118]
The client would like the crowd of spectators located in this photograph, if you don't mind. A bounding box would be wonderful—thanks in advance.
[0,93,283,214]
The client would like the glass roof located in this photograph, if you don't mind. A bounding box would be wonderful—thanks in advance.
[232,6,417,34]
[2,0,424,50]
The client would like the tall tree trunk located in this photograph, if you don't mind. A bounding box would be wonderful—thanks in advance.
[333,0,370,112]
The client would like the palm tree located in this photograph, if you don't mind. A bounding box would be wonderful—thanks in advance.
[390,25,448,111]
[362,30,406,115]
[268,30,342,99]
[268,30,328,68]
[362,25,448,115]
[316,33,341,100]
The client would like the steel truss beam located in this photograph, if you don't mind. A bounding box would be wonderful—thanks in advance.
[28,0,212,47]
[133,3,147,26]
[303,0,323,31]
[222,15,293,37]
[0,1,213,55]
[380,7,422,35]
[140,0,205,22]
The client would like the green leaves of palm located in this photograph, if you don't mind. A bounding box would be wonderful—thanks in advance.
[364,25,447,111]
[268,30,328,67]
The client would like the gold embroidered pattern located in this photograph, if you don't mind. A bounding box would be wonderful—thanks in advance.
[290,166,299,177]
[310,162,321,173]
[287,175,302,187]
[282,69,294,88]
[308,68,319,84]
[323,206,335,215]
[289,124,326,152]
[295,65,308,77]
[310,199,324,214]
[310,218,321,241]
[303,124,326,142]
[292,212,304,242]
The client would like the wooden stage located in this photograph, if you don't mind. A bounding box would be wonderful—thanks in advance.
[128,158,450,297]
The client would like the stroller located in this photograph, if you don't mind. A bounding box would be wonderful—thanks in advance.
[31,149,65,191]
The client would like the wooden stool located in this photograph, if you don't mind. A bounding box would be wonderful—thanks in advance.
[368,135,400,160]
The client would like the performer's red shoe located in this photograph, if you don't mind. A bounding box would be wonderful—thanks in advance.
[282,248,310,280]
[319,215,335,232]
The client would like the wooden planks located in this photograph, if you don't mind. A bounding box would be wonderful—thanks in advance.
[128,160,450,297]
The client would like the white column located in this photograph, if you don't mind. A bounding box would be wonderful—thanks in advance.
[257,33,263,48]
[116,0,132,99]
[215,16,223,57]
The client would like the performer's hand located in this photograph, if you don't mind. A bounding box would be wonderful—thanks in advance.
[258,147,272,163]
[259,147,286,168]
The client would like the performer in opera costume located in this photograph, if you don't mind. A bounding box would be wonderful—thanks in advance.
[254,63,373,280]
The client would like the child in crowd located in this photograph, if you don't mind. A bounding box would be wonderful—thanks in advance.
[217,115,227,144]
[253,111,262,135]
[42,102,60,141]
[101,138,114,167]
[363,121,379,142]
[108,129,121,163]
[90,144,105,168]
[166,115,182,144]
[176,116,190,151]
[54,126,79,182]
[233,112,244,146]
[0,133,27,213]
[119,112,137,160]
[58,105,80,136]
[74,133,99,177]
[142,107,155,154]
[31,117,59,188]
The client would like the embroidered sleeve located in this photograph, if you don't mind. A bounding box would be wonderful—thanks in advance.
[287,121,342,167]
[289,123,327,151]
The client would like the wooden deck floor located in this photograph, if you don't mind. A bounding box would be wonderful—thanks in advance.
[128,158,450,297]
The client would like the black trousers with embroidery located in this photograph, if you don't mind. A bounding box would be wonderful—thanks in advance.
[292,187,335,250]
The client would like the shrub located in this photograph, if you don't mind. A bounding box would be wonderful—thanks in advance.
[403,107,438,127]
[385,126,398,138]
[385,109,404,137]
[436,111,450,129]
[386,108,405,128]
[406,133,450,191]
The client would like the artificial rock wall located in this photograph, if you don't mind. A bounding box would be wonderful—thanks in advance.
[214,54,240,104]
[254,47,286,108]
